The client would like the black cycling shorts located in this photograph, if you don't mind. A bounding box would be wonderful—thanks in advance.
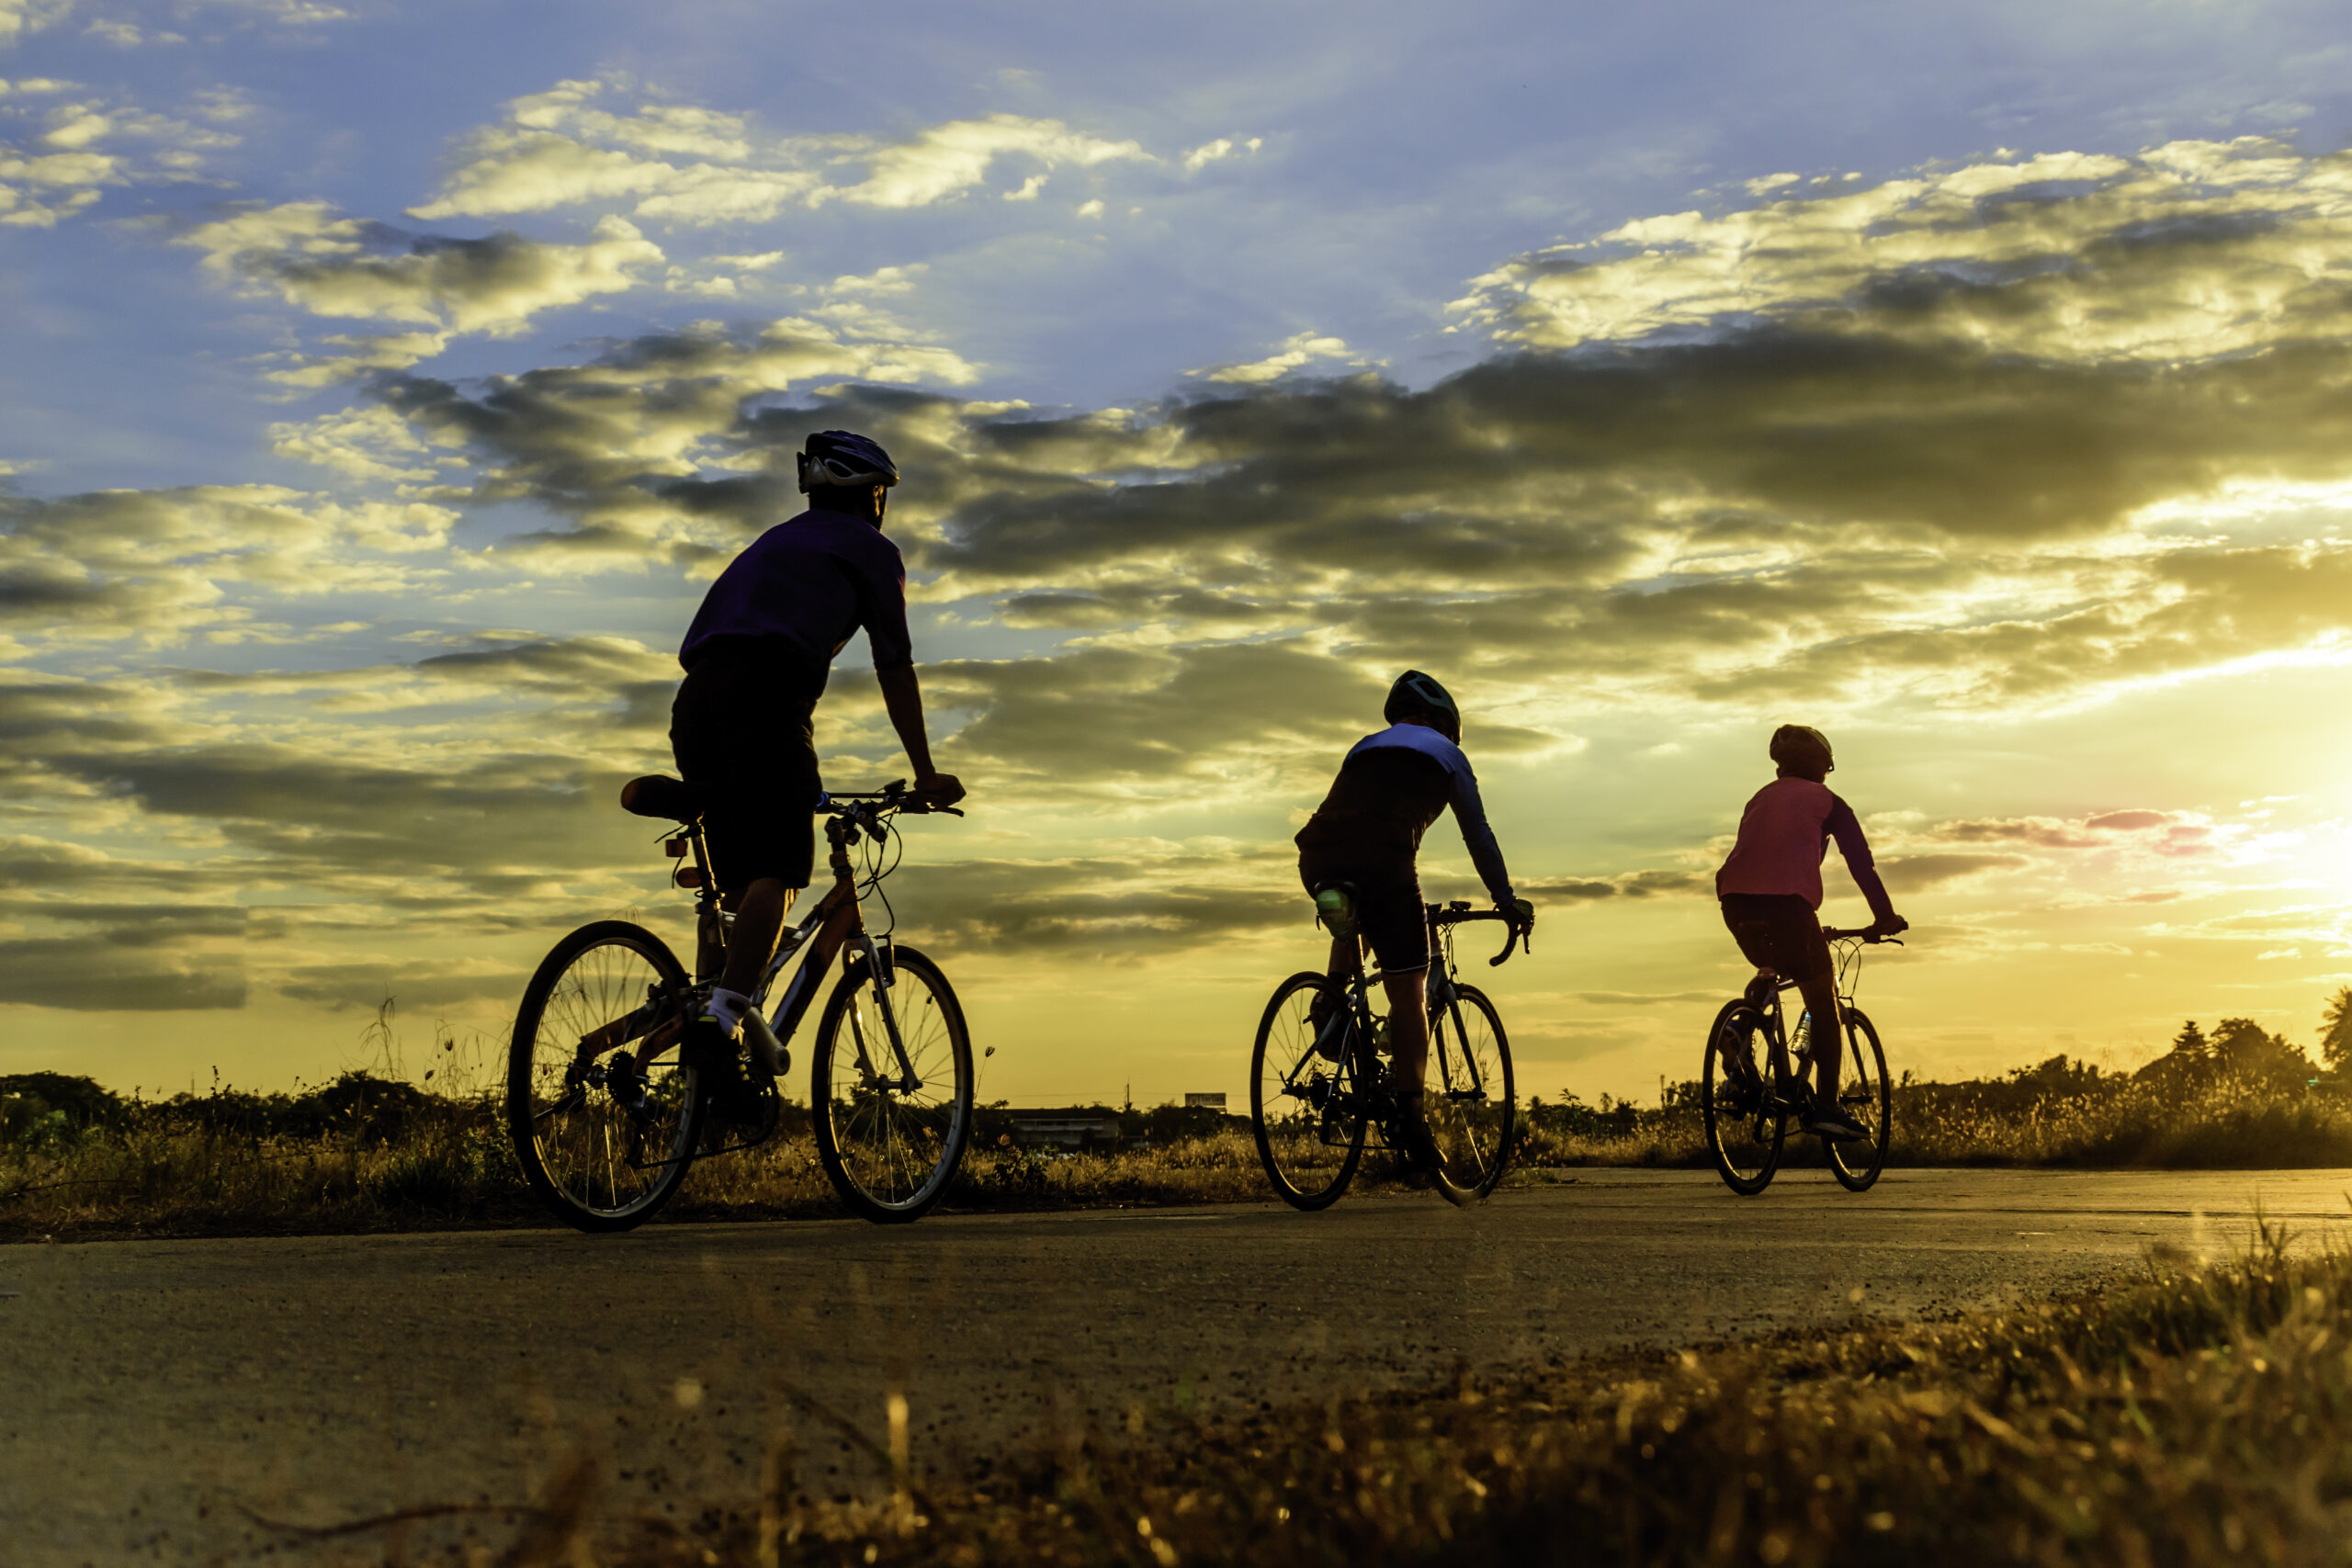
[1718,892,1833,987]
[670,639,827,890]
[1298,858,1430,975]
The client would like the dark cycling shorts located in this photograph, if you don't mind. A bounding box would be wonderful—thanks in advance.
[1719,893,1833,987]
[1298,859,1430,975]
[670,639,827,890]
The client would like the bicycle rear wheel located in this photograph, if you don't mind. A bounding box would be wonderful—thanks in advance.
[1702,998,1783,1196]
[1251,972,1367,1210]
[507,920,702,1233]
[1827,1008,1892,1191]
[811,945,973,1224]
[1428,984,1514,1206]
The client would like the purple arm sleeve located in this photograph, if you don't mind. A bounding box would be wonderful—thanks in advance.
[854,540,914,671]
[1826,795,1896,924]
[1448,764,1517,909]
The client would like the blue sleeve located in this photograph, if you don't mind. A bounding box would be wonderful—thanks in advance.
[853,536,914,671]
[1447,755,1517,908]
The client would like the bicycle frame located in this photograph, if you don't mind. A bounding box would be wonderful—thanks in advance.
[639,795,934,1155]
[1747,928,1891,1105]
[1275,901,1514,1145]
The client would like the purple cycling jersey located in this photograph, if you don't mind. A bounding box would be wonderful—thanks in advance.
[678,508,914,672]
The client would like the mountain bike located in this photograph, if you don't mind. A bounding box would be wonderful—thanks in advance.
[1250,898,1522,1211]
[1700,925,1897,1196]
[505,777,972,1233]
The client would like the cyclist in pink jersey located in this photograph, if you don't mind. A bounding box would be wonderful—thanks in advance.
[1715,725,1907,1141]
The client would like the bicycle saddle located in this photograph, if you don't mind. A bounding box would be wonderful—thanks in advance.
[619,774,703,821]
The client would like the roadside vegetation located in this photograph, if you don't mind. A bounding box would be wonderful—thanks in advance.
[6,993,2350,1243]
[262,1215,2352,1565]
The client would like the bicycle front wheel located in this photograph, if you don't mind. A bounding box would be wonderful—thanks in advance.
[507,920,702,1234]
[1828,1008,1892,1191]
[1702,998,1782,1197]
[1251,972,1367,1210]
[811,945,973,1224]
[1428,984,1514,1206]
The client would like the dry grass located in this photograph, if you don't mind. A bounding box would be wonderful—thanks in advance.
[397,1219,2346,1566]
[8,1061,2352,1243]
[0,1118,1442,1240]
[1519,1077,2352,1174]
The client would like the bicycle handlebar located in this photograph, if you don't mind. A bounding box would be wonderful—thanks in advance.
[1430,907,1529,967]
[819,789,965,818]
[1822,925,1904,945]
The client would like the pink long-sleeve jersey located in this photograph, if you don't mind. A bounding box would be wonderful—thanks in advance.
[1715,776,1895,920]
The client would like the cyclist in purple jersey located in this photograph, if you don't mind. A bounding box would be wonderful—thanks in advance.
[668,431,964,1122]
[1295,671,1533,1177]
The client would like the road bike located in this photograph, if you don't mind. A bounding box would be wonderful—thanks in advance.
[505,776,973,1233]
[1700,926,1897,1196]
[1250,898,1522,1211]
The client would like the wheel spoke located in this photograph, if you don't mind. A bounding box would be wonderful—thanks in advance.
[816,955,970,1218]
[508,925,695,1230]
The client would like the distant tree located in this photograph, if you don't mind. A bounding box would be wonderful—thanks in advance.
[2209,1018,2313,1089]
[2136,1022,2214,1089]
[2007,1055,2109,1098]
[2323,987,2352,1075]
[0,1072,127,1129]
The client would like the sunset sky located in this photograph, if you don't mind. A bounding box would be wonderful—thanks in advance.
[4,0,2351,1109]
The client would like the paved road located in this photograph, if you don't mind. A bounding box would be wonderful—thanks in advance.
[6,1168,2348,1566]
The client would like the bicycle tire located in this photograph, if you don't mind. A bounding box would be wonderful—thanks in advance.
[1702,998,1783,1196]
[811,945,974,1224]
[507,920,703,1234]
[1251,972,1367,1210]
[1827,1008,1891,1191]
[1428,984,1514,1206]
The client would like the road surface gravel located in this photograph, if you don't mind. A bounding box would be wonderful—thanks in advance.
[5,1168,2347,1565]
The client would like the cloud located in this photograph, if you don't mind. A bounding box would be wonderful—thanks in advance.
[0,484,463,645]
[1182,136,1261,174]
[410,78,1157,226]
[1191,330,1375,385]
[176,204,664,381]
[292,321,977,560]
[1453,139,2352,367]
[0,81,243,226]
[329,188,2352,727]
[0,0,71,49]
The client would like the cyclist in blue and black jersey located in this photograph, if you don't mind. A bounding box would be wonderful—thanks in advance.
[1295,671,1533,1176]
[666,431,964,1121]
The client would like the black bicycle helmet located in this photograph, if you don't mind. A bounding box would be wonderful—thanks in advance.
[1769,723,1834,774]
[1384,669,1461,744]
[797,430,899,493]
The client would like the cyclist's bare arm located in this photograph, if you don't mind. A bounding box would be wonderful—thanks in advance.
[875,663,965,806]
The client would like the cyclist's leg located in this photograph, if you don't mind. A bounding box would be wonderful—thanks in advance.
[718,878,795,998]
[673,647,824,1010]
[1787,923,1840,1100]
[1718,897,1784,1084]
[1357,879,1439,1166]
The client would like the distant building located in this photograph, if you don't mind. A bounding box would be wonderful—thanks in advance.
[1183,1092,1227,1110]
[1006,1108,1124,1150]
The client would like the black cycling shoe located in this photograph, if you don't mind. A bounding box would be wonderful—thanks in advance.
[1390,1101,1442,1189]
[683,1019,766,1130]
[1804,1100,1870,1143]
